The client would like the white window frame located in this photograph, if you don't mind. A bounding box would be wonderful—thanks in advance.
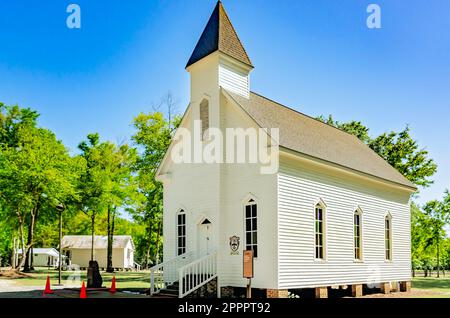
[176,210,187,256]
[314,200,327,261]
[244,199,258,259]
[354,208,363,261]
[385,213,392,261]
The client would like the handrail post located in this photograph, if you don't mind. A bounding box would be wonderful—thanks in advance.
[216,254,220,298]
[178,267,183,298]
[150,270,155,295]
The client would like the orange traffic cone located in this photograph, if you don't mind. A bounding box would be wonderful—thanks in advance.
[43,276,54,295]
[109,276,117,294]
[80,281,87,298]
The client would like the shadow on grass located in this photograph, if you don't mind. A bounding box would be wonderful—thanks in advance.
[413,277,450,290]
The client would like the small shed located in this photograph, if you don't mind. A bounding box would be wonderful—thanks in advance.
[16,248,64,267]
[61,235,135,270]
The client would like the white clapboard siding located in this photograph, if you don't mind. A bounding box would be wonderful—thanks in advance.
[218,94,278,289]
[162,107,222,263]
[219,62,249,98]
[277,158,411,289]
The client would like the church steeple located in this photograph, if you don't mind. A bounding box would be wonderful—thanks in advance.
[186,1,253,69]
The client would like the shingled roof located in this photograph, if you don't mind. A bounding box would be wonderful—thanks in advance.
[186,1,253,68]
[224,89,416,189]
[61,235,134,250]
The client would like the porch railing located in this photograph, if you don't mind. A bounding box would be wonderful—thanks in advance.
[150,251,194,295]
[178,252,218,298]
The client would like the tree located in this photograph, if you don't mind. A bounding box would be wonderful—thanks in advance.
[317,116,437,188]
[411,202,428,277]
[77,133,139,271]
[102,144,138,273]
[0,105,81,271]
[77,133,106,262]
[423,191,450,278]
[131,103,180,267]
[0,103,39,269]
[317,115,370,143]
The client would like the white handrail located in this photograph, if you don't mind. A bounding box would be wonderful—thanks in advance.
[178,252,218,298]
[150,251,194,295]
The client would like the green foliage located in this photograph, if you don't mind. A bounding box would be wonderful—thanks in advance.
[317,115,370,143]
[317,115,437,188]
[0,101,177,269]
[411,191,450,274]
[131,111,180,266]
[0,103,84,269]
[77,133,139,214]
[0,103,39,147]
[369,128,437,188]
[0,214,14,266]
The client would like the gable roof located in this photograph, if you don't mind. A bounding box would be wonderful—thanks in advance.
[224,89,416,190]
[186,1,253,68]
[61,235,134,250]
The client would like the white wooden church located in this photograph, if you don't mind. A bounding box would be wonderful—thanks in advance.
[152,1,416,298]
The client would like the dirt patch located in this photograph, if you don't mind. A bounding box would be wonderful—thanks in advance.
[0,269,32,279]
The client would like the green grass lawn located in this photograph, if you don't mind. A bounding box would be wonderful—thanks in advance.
[413,275,450,294]
[2,267,150,289]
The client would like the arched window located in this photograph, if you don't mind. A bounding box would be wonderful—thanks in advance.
[354,209,362,260]
[315,203,326,260]
[385,214,392,261]
[245,199,258,258]
[200,99,209,141]
[177,210,186,256]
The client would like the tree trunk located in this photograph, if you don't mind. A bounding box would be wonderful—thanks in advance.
[30,247,34,270]
[23,212,36,272]
[111,211,116,246]
[16,215,27,270]
[17,244,32,270]
[412,268,415,278]
[106,206,114,273]
[437,237,440,278]
[91,212,95,261]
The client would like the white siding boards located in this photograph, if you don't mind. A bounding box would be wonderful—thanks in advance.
[219,61,250,98]
[277,155,411,289]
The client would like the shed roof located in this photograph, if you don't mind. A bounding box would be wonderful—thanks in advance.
[61,235,134,250]
[224,89,416,190]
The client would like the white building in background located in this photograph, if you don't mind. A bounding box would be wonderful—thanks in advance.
[16,248,64,268]
[152,1,416,298]
[61,235,135,270]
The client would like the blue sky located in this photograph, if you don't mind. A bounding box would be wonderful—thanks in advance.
[0,0,449,205]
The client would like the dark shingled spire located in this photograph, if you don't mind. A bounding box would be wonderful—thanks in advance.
[186,1,253,68]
